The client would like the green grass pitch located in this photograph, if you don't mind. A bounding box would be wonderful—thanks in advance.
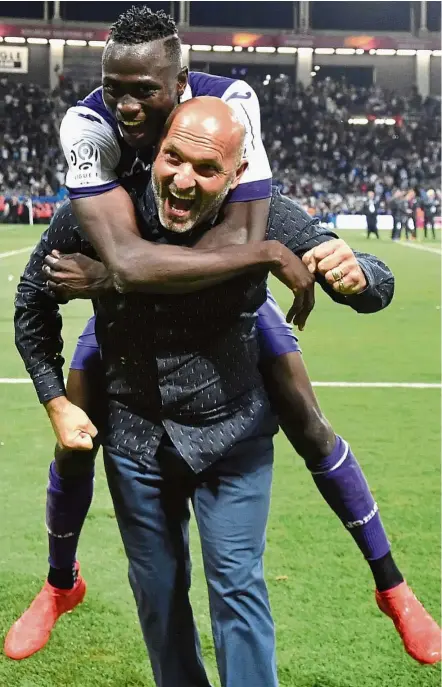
[0,225,440,686]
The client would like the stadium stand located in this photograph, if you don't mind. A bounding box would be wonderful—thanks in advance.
[0,74,440,225]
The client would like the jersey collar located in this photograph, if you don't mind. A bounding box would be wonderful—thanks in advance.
[180,83,192,103]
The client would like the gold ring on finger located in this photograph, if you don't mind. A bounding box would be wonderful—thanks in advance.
[332,268,343,282]
[338,278,346,292]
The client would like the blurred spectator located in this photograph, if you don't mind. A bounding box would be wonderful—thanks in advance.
[421,188,439,239]
[390,190,409,240]
[363,190,380,239]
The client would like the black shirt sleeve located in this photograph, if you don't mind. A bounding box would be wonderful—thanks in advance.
[14,204,85,403]
[267,189,394,313]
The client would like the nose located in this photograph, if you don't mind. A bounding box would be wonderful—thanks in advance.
[117,97,142,119]
[173,163,196,191]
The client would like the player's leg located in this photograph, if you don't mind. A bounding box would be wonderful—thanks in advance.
[194,431,277,687]
[261,350,403,583]
[103,439,211,687]
[4,317,103,661]
[258,292,441,664]
[47,318,105,589]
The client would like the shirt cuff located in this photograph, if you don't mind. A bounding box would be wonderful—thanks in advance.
[67,180,120,200]
[355,258,373,294]
[32,368,66,404]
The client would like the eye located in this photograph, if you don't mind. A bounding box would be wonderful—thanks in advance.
[196,164,218,177]
[103,83,118,97]
[137,86,156,99]
[165,151,181,165]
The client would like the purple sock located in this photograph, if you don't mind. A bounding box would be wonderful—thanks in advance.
[46,461,94,570]
[309,436,390,561]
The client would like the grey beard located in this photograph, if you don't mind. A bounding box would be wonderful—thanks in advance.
[152,173,233,234]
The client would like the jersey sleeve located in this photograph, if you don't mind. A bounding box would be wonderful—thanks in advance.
[59,106,121,200]
[221,80,272,203]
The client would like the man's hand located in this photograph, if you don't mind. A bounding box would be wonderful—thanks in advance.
[45,396,98,451]
[43,250,112,300]
[302,239,367,295]
[268,242,315,331]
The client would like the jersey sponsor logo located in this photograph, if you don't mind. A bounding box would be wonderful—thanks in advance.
[70,139,99,172]
[226,91,252,101]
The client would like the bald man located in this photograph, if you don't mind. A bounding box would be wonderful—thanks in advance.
[15,97,317,687]
[13,97,438,681]
[152,96,249,235]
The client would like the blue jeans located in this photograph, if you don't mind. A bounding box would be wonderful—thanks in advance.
[103,436,278,687]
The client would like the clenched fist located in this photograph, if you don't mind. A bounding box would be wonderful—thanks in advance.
[44,396,98,451]
[302,239,367,295]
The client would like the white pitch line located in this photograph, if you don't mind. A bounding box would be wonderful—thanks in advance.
[0,378,440,389]
[395,241,442,256]
[0,246,34,260]
[311,381,441,389]
[0,379,32,384]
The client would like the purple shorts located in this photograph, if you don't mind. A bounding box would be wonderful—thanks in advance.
[70,289,301,371]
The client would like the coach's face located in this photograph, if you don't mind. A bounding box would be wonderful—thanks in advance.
[152,101,247,233]
[102,38,187,148]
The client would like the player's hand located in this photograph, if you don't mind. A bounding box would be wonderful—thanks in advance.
[45,396,98,451]
[43,251,112,300]
[269,243,315,330]
[302,239,367,295]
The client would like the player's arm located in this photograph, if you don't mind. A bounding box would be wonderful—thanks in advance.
[60,109,291,294]
[270,191,394,313]
[14,221,97,449]
[71,187,286,294]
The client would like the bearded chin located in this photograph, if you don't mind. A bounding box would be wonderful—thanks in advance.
[153,172,234,234]
[162,212,195,234]
[152,174,187,233]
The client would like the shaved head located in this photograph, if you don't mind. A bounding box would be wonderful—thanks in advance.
[152,96,248,233]
[163,96,246,163]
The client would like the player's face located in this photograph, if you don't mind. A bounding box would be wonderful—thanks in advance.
[152,115,246,233]
[102,39,187,149]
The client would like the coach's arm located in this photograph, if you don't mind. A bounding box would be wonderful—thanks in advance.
[269,191,394,314]
[14,228,97,450]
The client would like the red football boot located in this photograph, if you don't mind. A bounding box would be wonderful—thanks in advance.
[376,582,441,665]
[4,564,86,660]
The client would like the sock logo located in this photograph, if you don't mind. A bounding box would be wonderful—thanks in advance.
[346,502,379,529]
[46,525,76,538]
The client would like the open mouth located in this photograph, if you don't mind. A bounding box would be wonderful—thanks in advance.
[165,190,195,218]
[119,120,145,133]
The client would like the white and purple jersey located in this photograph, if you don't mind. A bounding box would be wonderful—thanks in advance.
[59,71,272,203]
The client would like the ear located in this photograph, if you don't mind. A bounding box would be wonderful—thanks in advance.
[177,67,188,99]
[230,160,249,191]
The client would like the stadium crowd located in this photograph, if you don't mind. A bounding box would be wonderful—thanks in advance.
[0,74,440,225]
[255,75,441,219]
